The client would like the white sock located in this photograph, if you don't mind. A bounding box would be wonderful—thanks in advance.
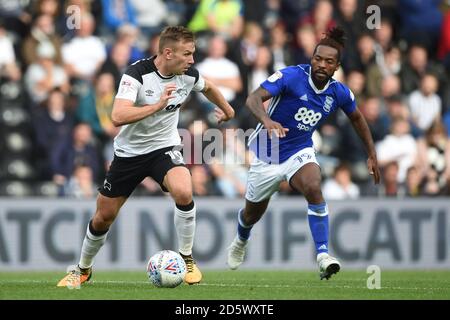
[174,204,196,256]
[78,222,108,269]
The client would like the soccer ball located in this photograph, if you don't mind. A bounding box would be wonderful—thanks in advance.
[146,250,187,288]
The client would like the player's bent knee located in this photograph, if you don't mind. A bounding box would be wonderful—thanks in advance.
[171,189,193,206]
[92,208,119,230]
[302,182,323,201]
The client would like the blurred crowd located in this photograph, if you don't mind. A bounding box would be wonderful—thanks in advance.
[0,0,450,199]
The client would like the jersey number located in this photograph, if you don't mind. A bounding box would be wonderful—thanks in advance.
[165,150,184,164]
[294,107,322,126]
[165,103,181,112]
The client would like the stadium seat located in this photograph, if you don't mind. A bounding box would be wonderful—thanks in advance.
[0,180,34,197]
[33,181,60,197]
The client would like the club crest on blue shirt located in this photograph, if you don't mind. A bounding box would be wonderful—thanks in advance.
[323,96,333,113]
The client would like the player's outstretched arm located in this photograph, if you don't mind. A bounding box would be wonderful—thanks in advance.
[347,108,381,184]
[111,84,177,126]
[247,87,289,138]
[201,79,235,123]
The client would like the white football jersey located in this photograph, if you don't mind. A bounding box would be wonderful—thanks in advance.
[113,56,205,157]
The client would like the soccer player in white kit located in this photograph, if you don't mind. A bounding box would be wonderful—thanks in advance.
[227,27,380,279]
[58,26,235,287]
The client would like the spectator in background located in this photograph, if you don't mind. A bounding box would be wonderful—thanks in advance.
[114,24,145,64]
[400,44,448,97]
[339,96,386,182]
[196,35,242,123]
[353,33,376,73]
[62,12,106,81]
[100,40,132,89]
[423,121,450,194]
[227,22,264,108]
[322,162,360,200]
[247,45,273,94]
[188,0,244,41]
[397,0,442,53]
[437,10,450,69]
[404,166,423,197]
[208,124,249,198]
[22,14,63,65]
[100,0,136,34]
[334,0,364,73]
[292,24,317,65]
[30,0,66,36]
[51,122,100,188]
[0,0,32,39]
[190,164,221,196]
[279,0,314,35]
[24,41,69,105]
[376,117,418,183]
[64,164,97,198]
[235,22,264,68]
[0,20,21,81]
[345,69,366,103]
[366,46,402,97]
[32,88,74,179]
[379,161,402,197]
[408,73,442,132]
[76,71,119,165]
[382,95,424,139]
[298,0,335,42]
[269,21,293,71]
[379,74,402,107]
[373,18,395,53]
[129,0,168,38]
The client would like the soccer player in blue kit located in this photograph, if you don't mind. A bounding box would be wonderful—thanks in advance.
[227,27,380,279]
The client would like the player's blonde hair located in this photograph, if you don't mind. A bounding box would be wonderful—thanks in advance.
[158,26,195,53]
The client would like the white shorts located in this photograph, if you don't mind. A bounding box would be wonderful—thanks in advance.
[245,147,319,203]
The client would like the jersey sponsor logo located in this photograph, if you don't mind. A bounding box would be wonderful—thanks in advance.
[165,103,182,112]
[294,107,322,131]
[323,96,333,113]
[267,70,283,83]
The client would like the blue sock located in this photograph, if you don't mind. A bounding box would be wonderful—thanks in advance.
[237,209,253,241]
[307,202,329,255]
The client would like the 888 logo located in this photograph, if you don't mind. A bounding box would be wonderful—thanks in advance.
[295,107,322,131]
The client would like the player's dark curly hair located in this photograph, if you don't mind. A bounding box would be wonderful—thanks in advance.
[314,26,346,60]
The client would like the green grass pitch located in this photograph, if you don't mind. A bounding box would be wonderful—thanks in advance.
[1,270,449,300]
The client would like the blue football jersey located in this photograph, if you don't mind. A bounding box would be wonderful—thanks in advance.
[248,64,357,163]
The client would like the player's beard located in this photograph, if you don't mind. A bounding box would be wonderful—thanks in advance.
[312,71,331,87]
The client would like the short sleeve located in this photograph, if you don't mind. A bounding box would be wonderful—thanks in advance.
[339,85,357,115]
[260,70,287,97]
[193,74,205,92]
[115,74,142,102]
